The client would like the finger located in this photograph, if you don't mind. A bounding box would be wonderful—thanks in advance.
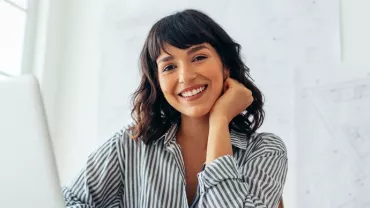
[224,78,236,93]
[246,89,253,102]
[223,77,231,83]
[223,80,229,92]
[223,77,235,88]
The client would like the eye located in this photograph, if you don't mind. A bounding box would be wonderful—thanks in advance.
[193,55,207,62]
[162,64,176,72]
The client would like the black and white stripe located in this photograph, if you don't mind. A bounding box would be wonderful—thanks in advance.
[62,123,288,208]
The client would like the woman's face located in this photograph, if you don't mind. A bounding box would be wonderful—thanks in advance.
[156,43,228,118]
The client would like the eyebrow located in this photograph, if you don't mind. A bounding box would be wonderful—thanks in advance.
[157,45,209,64]
[187,45,209,55]
[157,56,174,64]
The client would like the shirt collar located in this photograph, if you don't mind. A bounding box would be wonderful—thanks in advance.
[154,122,178,146]
[154,122,248,150]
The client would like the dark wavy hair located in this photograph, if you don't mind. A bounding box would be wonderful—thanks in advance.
[129,9,265,144]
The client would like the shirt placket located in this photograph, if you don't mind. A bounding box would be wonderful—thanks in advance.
[165,139,189,207]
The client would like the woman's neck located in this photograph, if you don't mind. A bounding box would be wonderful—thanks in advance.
[177,114,209,150]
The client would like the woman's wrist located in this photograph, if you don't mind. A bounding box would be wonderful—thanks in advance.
[209,114,229,127]
[206,117,232,165]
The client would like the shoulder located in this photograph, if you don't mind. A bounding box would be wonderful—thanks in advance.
[90,125,140,158]
[247,132,287,156]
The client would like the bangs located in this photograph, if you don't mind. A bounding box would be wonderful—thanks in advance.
[147,11,217,61]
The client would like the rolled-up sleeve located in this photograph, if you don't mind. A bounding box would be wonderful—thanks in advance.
[62,131,126,208]
[197,134,288,208]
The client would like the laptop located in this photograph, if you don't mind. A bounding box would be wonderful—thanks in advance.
[0,75,65,207]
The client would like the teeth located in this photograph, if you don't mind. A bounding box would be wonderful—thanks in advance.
[181,86,206,97]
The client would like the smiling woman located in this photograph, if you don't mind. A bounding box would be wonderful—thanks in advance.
[62,9,288,208]
[131,10,266,144]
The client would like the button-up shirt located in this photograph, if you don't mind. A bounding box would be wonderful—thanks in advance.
[62,123,288,208]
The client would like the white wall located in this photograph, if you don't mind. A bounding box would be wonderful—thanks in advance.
[341,0,370,67]
[35,0,106,184]
[295,1,370,207]
[31,0,370,207]
[28,0,66,181]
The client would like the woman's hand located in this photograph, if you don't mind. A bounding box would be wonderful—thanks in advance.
[209,78,254,124]
[205,78,254,165]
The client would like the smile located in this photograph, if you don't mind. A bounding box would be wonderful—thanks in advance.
[179,85,208,98]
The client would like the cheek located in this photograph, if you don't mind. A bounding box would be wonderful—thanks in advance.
[158,76,176,98]
[210,72,223,86]
[202,65,224,92]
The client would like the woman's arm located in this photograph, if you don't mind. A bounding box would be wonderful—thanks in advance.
[62,131,126,208]
[198,77,287,207]
[205,118,232,165]
[199,127,288,208]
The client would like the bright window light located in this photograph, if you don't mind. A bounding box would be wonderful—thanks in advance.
[0,0,27,76]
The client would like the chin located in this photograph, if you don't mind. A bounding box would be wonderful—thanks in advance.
[181,106,211,118]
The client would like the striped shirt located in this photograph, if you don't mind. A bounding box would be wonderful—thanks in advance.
[62,123,288,208]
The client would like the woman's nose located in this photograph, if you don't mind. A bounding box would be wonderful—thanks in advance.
[178,65,196,84]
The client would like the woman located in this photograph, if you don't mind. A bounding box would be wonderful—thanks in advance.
[63,9,288,208]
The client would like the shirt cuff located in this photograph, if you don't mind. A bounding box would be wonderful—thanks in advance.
[197,155,243,194]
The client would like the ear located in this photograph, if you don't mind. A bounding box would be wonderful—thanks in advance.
[223,68,230,80]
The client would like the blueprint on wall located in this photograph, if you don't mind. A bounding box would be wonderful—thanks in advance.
[300,78,370,208]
